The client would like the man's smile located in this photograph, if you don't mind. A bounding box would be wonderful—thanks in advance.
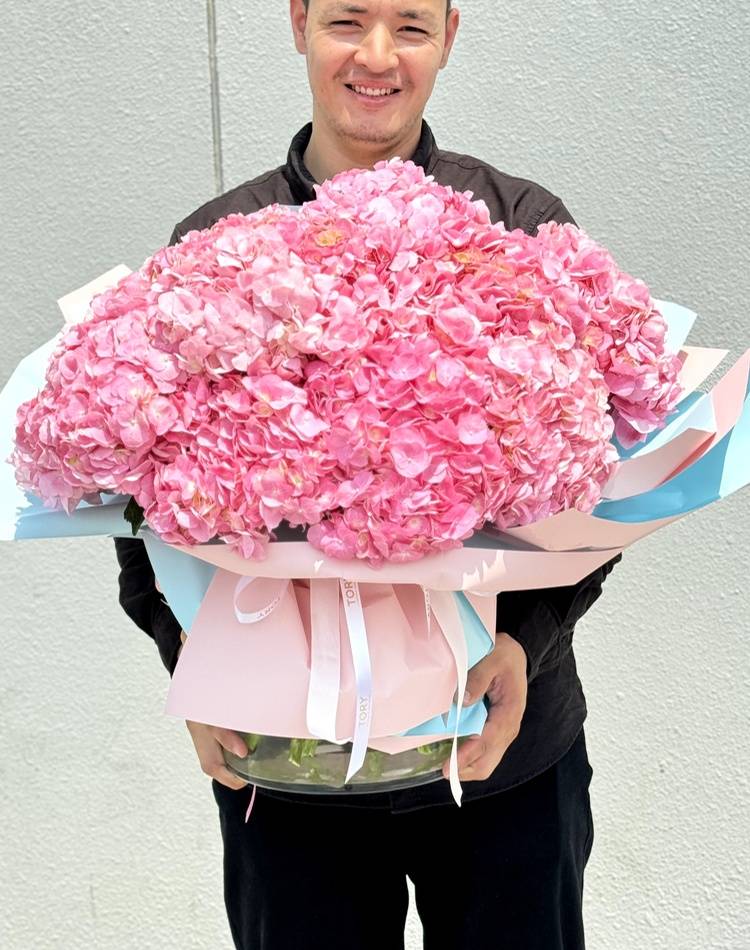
[344,82,402,104]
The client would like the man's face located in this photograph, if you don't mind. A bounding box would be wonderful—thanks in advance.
[291,1,459,149]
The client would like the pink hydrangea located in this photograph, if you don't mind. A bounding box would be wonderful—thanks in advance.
[12,160,682,562]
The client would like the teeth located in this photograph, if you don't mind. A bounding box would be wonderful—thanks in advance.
[352,85,395,97]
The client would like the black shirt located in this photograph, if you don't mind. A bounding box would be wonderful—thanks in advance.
[114,121,622,810]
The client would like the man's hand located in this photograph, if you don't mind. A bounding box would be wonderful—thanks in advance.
[185,720,250,790]
[179,631,250,790]
[442,632,528,782]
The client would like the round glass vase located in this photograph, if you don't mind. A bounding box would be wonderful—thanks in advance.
[222,734,458,794]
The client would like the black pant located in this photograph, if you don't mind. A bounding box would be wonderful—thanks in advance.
[212,727,594,950]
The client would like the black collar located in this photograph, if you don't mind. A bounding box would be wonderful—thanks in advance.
[282,120,438,204]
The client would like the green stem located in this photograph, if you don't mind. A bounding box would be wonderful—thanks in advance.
[288,738,320,767]
[363,748,385,779]
[242,733,262,754]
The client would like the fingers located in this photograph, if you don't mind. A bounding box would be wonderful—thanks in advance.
[443,652,528,782]
[186,720,250,790]
[454,700,523,781]
[213,726,250,759]
[462,651,495,707]
[462,634,527,707]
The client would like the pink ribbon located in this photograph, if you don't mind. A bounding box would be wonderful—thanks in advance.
[244,783,257,824]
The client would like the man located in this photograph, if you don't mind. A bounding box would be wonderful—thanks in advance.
[115,2,622,947]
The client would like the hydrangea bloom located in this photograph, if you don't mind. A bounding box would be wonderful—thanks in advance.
[12,160,682,563]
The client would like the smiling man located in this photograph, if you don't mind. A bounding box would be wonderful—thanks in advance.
[114,2,622,948]
[296,0,457,181]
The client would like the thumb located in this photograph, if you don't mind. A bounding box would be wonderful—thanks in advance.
[212,727,250,759]
[462,653,495,706]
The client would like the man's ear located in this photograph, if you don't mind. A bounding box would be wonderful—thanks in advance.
[290,0,309,54]
[439,8,460,69]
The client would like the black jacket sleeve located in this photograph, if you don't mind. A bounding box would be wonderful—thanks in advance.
[113,225,183,676]
[114,536,183,675]
[497,553,622,683]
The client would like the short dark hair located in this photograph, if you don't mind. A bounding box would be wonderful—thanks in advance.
[302,1,453,15]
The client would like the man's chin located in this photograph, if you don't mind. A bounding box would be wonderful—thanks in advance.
[343,128,400,146]
[332,115,420,148]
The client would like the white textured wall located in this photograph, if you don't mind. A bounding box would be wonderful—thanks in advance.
[1,2,748,948]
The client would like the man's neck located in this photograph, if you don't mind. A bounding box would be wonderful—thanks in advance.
[302,119,423,184]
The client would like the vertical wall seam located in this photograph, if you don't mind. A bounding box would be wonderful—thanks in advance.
[206,0,225,196]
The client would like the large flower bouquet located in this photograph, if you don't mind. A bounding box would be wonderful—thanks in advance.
[11,161,682,556]
[3,161,748,804]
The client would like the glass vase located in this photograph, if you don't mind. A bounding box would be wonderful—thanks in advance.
[222,734,457,794]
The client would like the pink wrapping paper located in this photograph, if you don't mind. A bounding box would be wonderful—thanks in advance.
[166,573,494,741]
[676,345,728,394]
[170,539,623,593]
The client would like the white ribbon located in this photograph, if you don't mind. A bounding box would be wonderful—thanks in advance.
[424,590,468,807]
[231,575,464,801]
[233,576,288,624]
[339,579,374,783]
[306,578,344,743]
[232,575,372,781]
[423,587,432,637]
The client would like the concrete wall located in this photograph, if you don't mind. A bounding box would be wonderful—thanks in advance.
[1,1,748,947]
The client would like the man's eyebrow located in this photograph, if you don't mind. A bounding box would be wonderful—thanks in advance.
[322,3,371,14]
[396,8,438,27]
[322,4,439,27]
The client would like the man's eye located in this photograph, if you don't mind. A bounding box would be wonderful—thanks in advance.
[403,27,428,34]
[331,20,358,26]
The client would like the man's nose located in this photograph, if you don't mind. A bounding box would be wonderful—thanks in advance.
[353,24,399,73]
